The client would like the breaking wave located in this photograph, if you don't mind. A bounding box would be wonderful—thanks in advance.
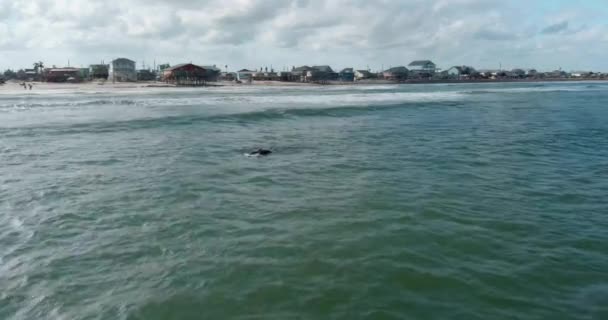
[461,84,608,95]
[0,91,465,110]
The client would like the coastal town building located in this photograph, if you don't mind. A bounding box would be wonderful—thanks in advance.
[354,70,373,80]
[23,69,37,81]
[546,70,568,78]
[162,63,207,85]
[237,69,257,81]
[291,66,314,82]
[382,66,409,81]
[221,72,237,81]
[288,65,339,82]
[571,71,592,78]
[477,69,501,79]
[445,66,476,79]
[509,69,526,78]
[137,69,156,81]
[338,68,355,82]
[526,69,538,77]
[408,60,436,78]
[313,66,338,81]
[89,64,109,80]
[202,66,221,82]
[46,68,81,82]
[253,70,280,81]
[279,71,299,82]
[109,58,137,82]
[79,68,90,80]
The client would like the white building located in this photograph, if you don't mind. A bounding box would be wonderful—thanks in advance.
[446,66,476,78]
[109,58,137,82]
[354,70,372,80]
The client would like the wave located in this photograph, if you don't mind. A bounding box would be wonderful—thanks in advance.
[0,91,465,110]
[0,99,142,110]
[462,85,608,95]
[0,99,462,137]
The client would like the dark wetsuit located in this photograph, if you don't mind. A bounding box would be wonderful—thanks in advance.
[250,149,272,156]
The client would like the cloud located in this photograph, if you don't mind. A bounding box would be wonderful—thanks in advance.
[541,21,569,34]
[474,29,520,41]
[0,0,607,71]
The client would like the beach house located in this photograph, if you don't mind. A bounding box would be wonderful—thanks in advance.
[163,63,207,85]
[338,68,355,82]
[382,66,409,81]
[237,69,257,82]
[570,71,592,78]
[509,69,526,78]
[445,66,476,79]
[137,69,156,81]
[308,66,338,82]
[89,64,109,80]
[526,69,538,78]
[478,69,501,79]
[46,68,81,82]
[354,70,373,81]
[279,71,299,82]
[291,66,314,82]
[408,60,436,78]
[202,65,221,82]
[253,70,280,81]
[546,70,568,78]
[109,58,137,82]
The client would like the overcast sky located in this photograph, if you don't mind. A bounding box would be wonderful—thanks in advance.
[1,0,608,72]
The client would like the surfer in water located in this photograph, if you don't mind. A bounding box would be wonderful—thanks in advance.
[249,148,272,156]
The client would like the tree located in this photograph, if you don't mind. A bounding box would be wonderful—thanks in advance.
[16,69,27,80]
[38,61,45,76]
[4,69,17,79]
[33,61,45,81]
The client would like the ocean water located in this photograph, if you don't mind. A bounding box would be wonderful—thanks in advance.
[1,82,607,320]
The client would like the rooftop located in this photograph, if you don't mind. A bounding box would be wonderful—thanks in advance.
[292,66,313,72]
[385,66,409,73]
[203,66,221,72]
[312,65,334,73]
[48,68,80,72]
[112,58,135,63]
[408,60,435,67]
[164,63,206,71]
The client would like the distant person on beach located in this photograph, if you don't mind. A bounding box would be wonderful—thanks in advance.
[28,83,33,90]
[21,82,27,89]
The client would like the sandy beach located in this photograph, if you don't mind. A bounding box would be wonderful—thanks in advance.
[2,78,606,95]
[0,80,316,93]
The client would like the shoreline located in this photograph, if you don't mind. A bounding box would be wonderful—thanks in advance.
[1,78,606,93]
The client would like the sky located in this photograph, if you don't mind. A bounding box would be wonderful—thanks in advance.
[1,0,608,72]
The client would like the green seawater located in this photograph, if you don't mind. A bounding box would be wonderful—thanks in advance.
[1,82,607,319]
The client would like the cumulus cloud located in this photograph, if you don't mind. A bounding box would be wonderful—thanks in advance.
[0,0,607,71]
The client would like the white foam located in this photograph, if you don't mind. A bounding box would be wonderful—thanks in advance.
[462,84,608,94]
[10,217,24,230]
